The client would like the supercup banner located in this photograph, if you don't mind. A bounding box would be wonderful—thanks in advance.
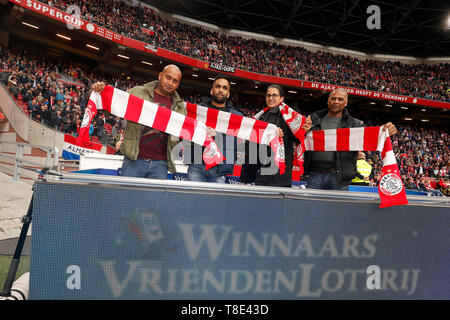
[11,0,123,43]
[29,182,450,300]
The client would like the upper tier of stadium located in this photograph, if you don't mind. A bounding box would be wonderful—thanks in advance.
[6,0,449,104]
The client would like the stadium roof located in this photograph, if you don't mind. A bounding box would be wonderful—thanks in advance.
[143,0,450,57]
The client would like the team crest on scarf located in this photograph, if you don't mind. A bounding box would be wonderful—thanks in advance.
[205,141,218,158]
[287,113,303,133]
[379,173,403,196]
[203,140,225,170]
[295,143,303,163]
[81,108,92,128]
[276,142,285,160]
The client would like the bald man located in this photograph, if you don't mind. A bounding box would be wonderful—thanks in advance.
[304,88,397,190]
[90,64,185,179]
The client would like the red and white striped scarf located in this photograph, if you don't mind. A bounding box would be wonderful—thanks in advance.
[77,86,407,207]
[77,86,283,170]
[305,127,408,207]
[77,85,225,169]
[253,103,308,170]
[184,101,286,173]
[254,105,407,207]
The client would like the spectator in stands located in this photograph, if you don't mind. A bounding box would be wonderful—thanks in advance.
[113,128,124,151]
[303,88,397,190]
[8,78,19,98]
[53,109,63,130]
[41,104,52,126]
[405,177,419,190]
[61,112,72,132]
[28,99,38,114]
[90,64,185,179]
[36,91,44,104]
[184,75,243,183]
[111,122,120,137]
[94,113,105,141]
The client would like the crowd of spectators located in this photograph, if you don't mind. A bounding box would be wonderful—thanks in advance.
[366,125,449,194]
[40,0,450,102]
[1,43,448,195]
[0,45,137,143]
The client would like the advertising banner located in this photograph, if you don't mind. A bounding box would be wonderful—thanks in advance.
[11,0,123,43]
[29,182,449,299]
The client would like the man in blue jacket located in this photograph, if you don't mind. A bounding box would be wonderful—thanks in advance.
[184,75,243,183]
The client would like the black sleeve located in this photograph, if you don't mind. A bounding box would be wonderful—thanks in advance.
[355,172,365,179]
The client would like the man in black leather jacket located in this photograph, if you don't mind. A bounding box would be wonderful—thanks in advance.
[304,88,397,190]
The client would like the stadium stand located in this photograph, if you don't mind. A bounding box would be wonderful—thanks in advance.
[39,0,449,103]
[1,41,448,194]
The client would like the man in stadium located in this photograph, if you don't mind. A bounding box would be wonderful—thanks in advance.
[90,64,185,179]
[304,88,397,190]
[184,75,243,183]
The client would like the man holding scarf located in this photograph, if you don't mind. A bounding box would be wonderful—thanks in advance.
[90,64,185,179]
[184,75,243,183]
[304,88,397,190]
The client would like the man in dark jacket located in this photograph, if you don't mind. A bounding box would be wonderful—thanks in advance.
[184,75,243,183]
[304,88,397,190]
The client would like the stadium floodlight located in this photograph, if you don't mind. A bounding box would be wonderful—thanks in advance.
[370,102,376,105]
[421,119,429,122]
[401,106,409,110]
[141,61,153,66]
[117,54,129,59]
[385,104,393,107]
[404,118,412,121]
[86,44,99,50]
[56,34,71,40]
[192,74,199,77]
[208,77,215,81]
[21,22,39,29]
[230,82,236,85]
[288,90,297,94]
[421,109,426,112]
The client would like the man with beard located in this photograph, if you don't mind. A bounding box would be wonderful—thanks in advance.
[184,75,243,183]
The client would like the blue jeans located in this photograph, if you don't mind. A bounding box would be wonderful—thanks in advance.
[119,158,167,179]
[187,164,226,183]
[306,170,349,191]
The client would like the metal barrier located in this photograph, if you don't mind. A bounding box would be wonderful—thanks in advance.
[0,140,60,181]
